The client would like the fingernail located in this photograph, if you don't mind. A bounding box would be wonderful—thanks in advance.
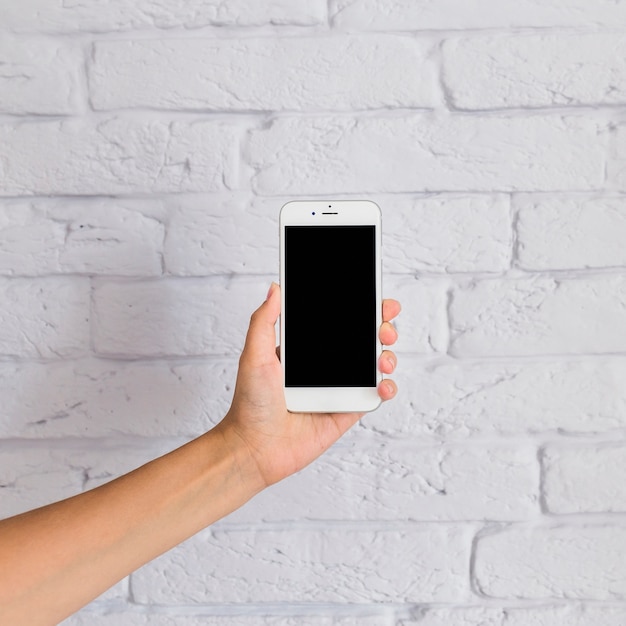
[266,282,278,301]
[387,356,396,371]
[384,381,395,395]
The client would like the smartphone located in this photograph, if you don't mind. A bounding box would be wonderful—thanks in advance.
[279,200,383,413]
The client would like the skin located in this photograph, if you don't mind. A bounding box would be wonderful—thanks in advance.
[0,284,400,626]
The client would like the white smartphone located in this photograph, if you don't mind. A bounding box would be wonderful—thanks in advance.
[279,200,383,413]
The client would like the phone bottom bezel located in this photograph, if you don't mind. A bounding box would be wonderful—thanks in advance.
[285,387,382,413]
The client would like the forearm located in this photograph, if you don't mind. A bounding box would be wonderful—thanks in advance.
[0,426,262,626]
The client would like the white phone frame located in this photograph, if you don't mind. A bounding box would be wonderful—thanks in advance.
[279,200,383,413]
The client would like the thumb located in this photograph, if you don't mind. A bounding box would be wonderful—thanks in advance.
[241,282,280,365]
[263,281,281,321]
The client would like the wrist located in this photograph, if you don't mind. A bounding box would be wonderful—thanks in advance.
[209,418,268,499]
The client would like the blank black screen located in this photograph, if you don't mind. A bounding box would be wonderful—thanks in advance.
[284,225,376,387]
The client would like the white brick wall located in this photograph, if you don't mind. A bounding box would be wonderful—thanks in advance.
[449,276,626,357]
[1,2,625,624]
[473,525,626,599]
[329,0,626,30]
[245,115,606,194]
[89,37,439,112]
[441,34,626,109]
[515,195,626,270]
[132,526,472,604]
[0,119,237,195]
[0,0,326,32]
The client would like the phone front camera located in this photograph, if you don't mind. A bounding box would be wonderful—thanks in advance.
[312,212,316,215]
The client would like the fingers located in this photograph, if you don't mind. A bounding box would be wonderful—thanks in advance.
[378,350,396,375]
[379,300,401,403]
[379,321,398,346]
[378,378,397,401]
[381,299,400,347]
[382,299,401,323]
[378,350,398,401]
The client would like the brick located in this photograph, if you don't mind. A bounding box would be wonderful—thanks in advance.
[63,613,389,626]
[0,199,164,276]
[245,114,605,195]
[228,442,538,523]
[365,357,626,438]
[442,34,626,109]
[0,118,236,196]
[0,359,236,438]
[0,277,89,358]
[384,194,511,273]
[400,605,626,626]
[0,37,81,115]
[132,526,471,604]
[449,276,626,357]
[329,0,626,29]
[0,0,325,33]
[164,195,278,275]
[474,525,626,599]
[515,195,626,270]
[92,276,268,358]
[90,36,438,112]
[543,444,626,514]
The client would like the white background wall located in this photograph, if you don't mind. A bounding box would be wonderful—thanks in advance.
[1,1,626,624]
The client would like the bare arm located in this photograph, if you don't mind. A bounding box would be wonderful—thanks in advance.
[0,428,261,626]
[0,284,400,626]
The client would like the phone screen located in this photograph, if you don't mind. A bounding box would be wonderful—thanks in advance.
[284,225,377,388]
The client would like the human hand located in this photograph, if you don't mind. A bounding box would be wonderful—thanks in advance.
[218,283,400,491]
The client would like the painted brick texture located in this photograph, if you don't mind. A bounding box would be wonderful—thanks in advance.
[0,2,625,625]
[245,115,606,194]
[89,37,439,112]
[442,34,626,109]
